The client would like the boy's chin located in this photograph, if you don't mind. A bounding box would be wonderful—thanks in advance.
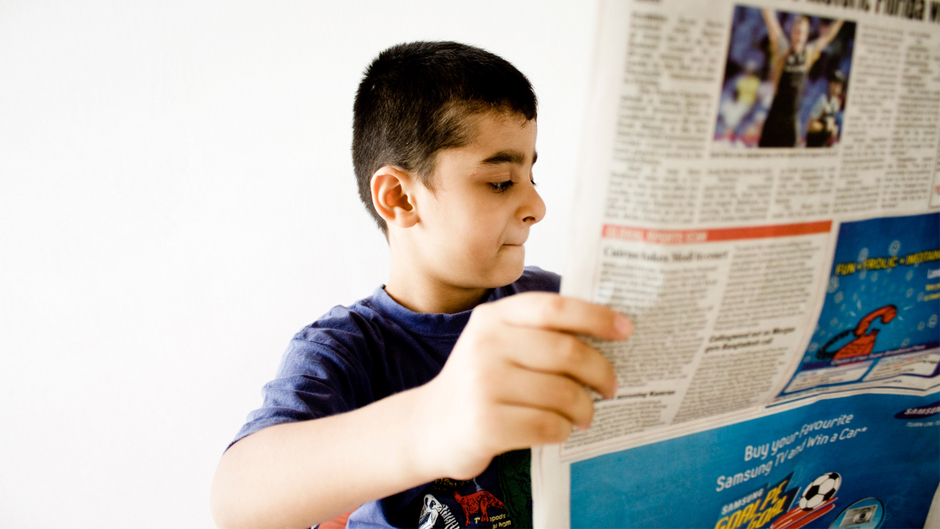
[452,249,526,290]
[484,259,526,288]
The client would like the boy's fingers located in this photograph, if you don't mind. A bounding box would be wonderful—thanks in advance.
[499,327,617,399]
[493,367,596,429]
[487,292,632,341]
[488,405,576,450]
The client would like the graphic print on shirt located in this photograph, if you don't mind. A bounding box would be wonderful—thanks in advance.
[454,490,505,525]
[418,494,460,529]
[417,474,515,529]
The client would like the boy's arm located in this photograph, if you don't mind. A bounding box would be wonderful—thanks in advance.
[211,384,448,529]
[210,292,629,529]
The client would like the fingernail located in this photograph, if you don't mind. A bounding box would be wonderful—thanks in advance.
[615,314,632,337]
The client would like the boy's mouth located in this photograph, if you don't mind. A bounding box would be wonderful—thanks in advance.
[502,233,529,247]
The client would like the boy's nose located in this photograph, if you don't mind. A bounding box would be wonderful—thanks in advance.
[520,182,546,225]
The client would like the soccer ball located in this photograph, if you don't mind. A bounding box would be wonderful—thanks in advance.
[799,472,841,511]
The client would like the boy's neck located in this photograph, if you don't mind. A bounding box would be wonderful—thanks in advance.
[384,269,490,314]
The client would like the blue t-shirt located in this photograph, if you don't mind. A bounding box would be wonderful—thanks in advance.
[232,267,561,529]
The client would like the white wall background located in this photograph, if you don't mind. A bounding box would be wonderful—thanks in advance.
[0,1,598,527]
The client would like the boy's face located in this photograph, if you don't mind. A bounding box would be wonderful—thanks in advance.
[407,111,544,294]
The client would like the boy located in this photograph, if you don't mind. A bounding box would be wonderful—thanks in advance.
[210,41,631,529]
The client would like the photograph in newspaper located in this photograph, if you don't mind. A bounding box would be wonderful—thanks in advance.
[568,393,939,529]
[781,213,940,399]
[714,6,856,149]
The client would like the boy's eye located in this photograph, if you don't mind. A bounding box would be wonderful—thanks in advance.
[490,180,515,192]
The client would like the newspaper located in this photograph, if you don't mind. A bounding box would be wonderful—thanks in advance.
[532,0,940,527]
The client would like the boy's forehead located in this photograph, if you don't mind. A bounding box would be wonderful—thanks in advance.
[425,110,537,185]
[481,149,538,166]
[462,112,537,160]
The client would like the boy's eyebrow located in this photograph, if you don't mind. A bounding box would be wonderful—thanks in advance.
[481,150,538,166]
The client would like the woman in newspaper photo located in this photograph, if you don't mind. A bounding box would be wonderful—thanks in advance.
[758,8,844,147]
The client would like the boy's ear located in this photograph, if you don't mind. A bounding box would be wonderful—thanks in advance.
[370,166,419,228]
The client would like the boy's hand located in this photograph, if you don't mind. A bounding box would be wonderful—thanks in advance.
[415,292,631,480]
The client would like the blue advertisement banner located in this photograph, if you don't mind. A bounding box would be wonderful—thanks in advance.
[571,393,939,529]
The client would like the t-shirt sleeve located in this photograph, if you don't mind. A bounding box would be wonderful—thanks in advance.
[228,310,375,449]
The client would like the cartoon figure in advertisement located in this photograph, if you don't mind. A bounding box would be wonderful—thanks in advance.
[815,306,897,361]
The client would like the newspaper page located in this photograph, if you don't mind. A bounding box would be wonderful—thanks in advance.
[532,0,940,527]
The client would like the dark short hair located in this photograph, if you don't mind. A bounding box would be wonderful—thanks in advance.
[352,41,537,233]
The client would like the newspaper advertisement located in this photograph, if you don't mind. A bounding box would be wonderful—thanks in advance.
[532,0,940,527]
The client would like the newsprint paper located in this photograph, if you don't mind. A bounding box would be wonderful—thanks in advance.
[532,0,940,527]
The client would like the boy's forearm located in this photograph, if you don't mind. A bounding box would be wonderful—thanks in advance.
[210,386,438,529]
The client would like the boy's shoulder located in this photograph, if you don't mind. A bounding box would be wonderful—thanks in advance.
[284,265,559,363]
[232,266,561,448]
[277,265,561,382]
[297,265,560,343]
